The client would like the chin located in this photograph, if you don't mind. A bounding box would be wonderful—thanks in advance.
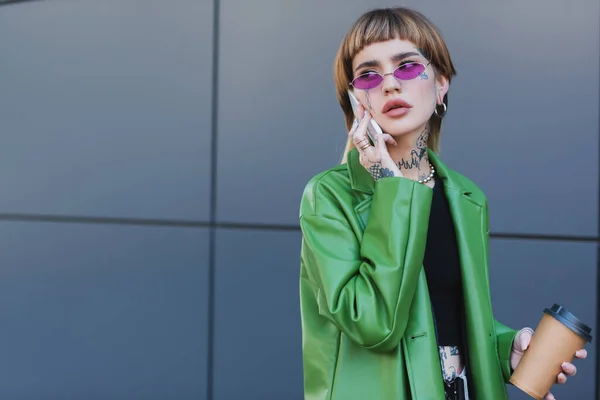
[380,119,423,137]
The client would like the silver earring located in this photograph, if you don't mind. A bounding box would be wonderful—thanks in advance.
[434,102,447,118]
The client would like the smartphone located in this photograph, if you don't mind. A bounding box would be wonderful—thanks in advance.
[348,90,382,144]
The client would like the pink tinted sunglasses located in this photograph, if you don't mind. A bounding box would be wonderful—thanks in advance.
[350,62,430,90]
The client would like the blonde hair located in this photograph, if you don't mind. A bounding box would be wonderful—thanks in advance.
[334,7,456,163]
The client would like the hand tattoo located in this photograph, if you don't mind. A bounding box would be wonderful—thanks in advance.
[368,163,395,181]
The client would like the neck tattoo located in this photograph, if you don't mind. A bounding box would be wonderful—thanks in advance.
[397,127,430,174]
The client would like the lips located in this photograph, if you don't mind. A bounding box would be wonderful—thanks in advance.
[382,98,412,114]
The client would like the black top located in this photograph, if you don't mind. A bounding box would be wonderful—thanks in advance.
[422,179,464,346]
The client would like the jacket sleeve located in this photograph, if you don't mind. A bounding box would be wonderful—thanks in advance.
[495,319,518,382]
[299,176,432,353]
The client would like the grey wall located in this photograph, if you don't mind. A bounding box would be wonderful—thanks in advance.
[0,1,213,398]
[0,0,597,399]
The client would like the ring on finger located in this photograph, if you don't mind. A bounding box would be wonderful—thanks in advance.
[357,140,370,150]
[356,137,369,146]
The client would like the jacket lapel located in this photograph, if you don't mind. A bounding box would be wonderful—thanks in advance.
[428,150,489,294]
[428,150,491,319]
[429,150,496,396]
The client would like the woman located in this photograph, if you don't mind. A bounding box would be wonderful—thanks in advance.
[298,7,586,400]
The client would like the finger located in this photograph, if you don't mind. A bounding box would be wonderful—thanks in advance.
[352,103,364,120]
[556,372,567,384]
[544,392,555,400]
[348,119,359,137]
[520,330,532,351]
[561,362,577,376]
[375,130,388,150]
[352,111,371,142]
[575,349,587,359]
[515,327,534,352]
[381,133,397,146]
[352,117,370,150]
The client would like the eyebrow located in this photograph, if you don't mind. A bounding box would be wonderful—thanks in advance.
[354,51,421,72]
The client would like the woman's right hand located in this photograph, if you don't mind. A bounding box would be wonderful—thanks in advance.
[350,107,402,181]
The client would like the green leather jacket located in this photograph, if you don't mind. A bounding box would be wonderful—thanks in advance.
[299,147,518,400]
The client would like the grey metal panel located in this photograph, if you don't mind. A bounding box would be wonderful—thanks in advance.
[217,0,598,237]
[488,238,597,399]
[0,0,213,221]
[216,0,410,225]
[213,229,303,400]
[0,222,209,400]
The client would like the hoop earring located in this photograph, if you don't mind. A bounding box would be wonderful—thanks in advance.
[434,102,447,118]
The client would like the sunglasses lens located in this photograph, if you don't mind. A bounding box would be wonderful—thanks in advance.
[352,72,383,90]
[394,63,425,80]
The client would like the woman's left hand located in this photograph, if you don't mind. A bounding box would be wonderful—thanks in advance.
[510,327,588,400]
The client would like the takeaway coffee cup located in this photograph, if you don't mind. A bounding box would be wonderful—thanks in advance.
[509,304,593,399]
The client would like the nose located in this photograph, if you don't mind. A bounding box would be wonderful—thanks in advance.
[382,72,402,94]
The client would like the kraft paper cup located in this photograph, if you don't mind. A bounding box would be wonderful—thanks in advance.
[509,304,593,399]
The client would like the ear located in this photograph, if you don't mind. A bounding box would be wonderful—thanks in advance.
[436,75,450,104]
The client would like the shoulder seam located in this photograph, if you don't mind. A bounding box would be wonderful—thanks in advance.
[302,166,347,217]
